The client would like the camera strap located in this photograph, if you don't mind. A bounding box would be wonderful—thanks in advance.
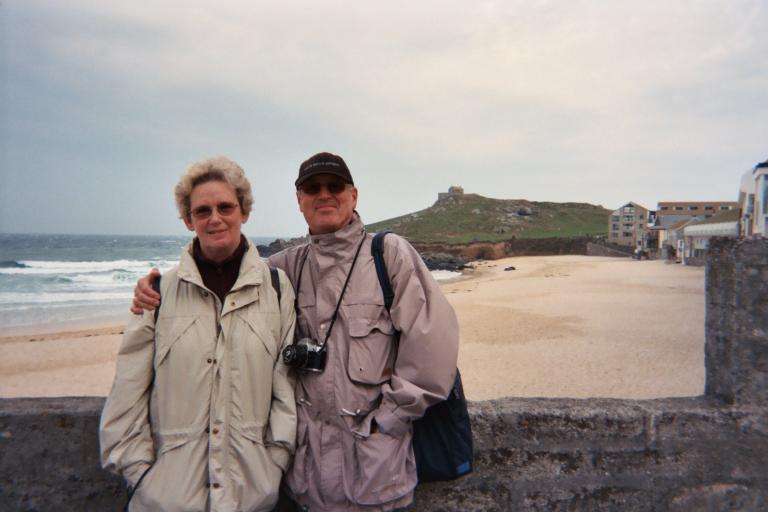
[295,229,368,348]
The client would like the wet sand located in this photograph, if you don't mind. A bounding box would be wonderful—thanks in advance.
[0,255,705,400]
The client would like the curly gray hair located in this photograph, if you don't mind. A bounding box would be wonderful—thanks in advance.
[175,156,253,221]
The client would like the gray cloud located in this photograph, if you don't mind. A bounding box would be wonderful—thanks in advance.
[1,0,765,235]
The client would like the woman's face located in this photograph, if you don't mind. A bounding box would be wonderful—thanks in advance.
[184,180,248,262]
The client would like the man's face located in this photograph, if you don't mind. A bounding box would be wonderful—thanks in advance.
[296,174,358,235]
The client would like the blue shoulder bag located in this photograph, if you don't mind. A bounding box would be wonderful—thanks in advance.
[371,231,473,483]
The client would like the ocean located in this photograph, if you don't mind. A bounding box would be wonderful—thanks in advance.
[0,233,275,329]
[0,233,462,330]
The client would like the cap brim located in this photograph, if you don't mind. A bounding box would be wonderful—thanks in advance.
[295,168,353,187]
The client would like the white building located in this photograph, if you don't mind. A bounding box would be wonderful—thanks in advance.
[682,210,740,265]
[739,159,768,237]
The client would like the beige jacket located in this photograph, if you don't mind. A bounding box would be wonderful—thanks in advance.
[269,213,459,511]
[100,241,297,512]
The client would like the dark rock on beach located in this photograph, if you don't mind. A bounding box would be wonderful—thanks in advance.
[420,252,465,272]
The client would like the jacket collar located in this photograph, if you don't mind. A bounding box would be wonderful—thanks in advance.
[307,211,366,259]
[178,237,263,293]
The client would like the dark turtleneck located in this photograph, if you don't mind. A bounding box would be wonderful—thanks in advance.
[192,235,247,303]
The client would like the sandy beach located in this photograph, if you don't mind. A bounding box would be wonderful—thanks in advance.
[0,255,705,401]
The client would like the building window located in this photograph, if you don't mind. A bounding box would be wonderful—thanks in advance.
[720,206,730,211]
[660,206,669,210]
[674,206,684,211]
[611,215,620,222]
[704,206,714,211]
[689,206,698,211]
[763,177,768,214]
[622,232,632,237]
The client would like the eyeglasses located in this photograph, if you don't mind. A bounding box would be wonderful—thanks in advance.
[299,180,348,195]
[190,202,239,220]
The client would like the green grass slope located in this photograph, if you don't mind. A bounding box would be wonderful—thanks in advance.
[366,193,610,243]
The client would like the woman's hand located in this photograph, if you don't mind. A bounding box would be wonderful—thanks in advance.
[130,268,162,314]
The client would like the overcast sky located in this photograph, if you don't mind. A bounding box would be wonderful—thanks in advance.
[1,1,766,237]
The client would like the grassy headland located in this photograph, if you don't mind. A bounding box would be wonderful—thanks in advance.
[366,193,610,243]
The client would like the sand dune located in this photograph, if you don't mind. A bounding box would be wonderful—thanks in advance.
[0,255,705,401]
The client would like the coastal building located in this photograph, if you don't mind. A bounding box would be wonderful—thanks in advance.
[437,185,465,202]
[681,210,740,265]
[607,201,652,249]
[656,201,738,228]
[653,200,739,258]
[738,159,768,237]
[663,217,700,261]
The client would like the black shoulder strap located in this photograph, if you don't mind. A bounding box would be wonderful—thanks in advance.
[152,275,161,324]
[372,231,394,311]
[269,266,281,304]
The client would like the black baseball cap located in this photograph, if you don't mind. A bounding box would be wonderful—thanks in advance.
[295,152,354,188]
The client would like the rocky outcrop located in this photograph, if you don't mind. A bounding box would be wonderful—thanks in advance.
[419,252,465,271]
[255,236,308,257]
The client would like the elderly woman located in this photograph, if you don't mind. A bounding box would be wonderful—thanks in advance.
[100,157,296,512]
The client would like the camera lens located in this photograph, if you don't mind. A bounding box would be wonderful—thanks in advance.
[283,344,307,367]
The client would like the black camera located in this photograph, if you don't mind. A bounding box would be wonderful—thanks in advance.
[282,338,326,372]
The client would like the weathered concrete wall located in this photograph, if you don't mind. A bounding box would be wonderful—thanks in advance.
[3,396,765,512]
[414,398,767,511]
[0,398,124,511]
[586,242,633,258]
[705,237,768,406]
[1,238,766,511]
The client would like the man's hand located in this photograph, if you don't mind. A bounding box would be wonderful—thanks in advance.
[130,268,161,314]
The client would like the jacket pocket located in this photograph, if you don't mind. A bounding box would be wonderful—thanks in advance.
[347,309,396,386]
[154,315,199,368]
[234,425,282,508]
[344,431,416,506]
[241,311,280,359]
[131,433,206,512]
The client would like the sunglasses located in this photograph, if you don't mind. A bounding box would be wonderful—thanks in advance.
[299,180,348,195]
[190,202,239,220]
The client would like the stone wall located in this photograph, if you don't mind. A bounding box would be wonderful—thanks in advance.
[705,237,768,406]
[414,236,594,261]
[585,242,633,258]
[1,238,766,511]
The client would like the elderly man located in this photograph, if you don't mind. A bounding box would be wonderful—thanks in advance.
[133,152,459,511]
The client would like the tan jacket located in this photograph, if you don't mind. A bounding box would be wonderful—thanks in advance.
[269,213,459,511]
[100,242,297,512]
